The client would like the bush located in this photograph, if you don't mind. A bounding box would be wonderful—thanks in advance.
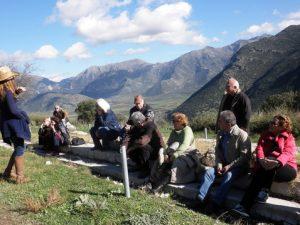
[75,100,96,124]
[190,111,217,132]
[29,113,50,126]
[261,91,300,112]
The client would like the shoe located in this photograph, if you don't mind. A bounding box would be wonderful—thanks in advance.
[158,148,164,166]
[256,189,269,203]
[231,204,249,217]
[15,156,29,184]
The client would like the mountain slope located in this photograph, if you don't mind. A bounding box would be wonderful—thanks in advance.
[176,25,300,117]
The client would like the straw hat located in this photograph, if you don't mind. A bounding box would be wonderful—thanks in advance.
[0,66,19,82]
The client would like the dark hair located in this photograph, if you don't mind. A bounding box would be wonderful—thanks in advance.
[220,110,236,126]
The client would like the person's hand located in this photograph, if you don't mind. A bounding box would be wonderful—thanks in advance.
[217,167,223,176]
[164,155,169,163]
[124,124,131,132]
[264,158,279,170]
[222,165,230,174]
[15,86,26,95]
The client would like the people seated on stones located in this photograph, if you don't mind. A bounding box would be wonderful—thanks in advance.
[197,110,251,213]
[53,105,70,144]
[90,98,122,151]
[150,112,195,192]
[122,111,165,179]
[53,105,67,124]
[124,95,154,133]
[233,114,298,217]
[38,117,68,153]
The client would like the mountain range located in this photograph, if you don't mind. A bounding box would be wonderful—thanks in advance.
[176,25,300,118]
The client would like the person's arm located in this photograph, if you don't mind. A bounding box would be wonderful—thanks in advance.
[173,127,194,158]
[239,94,251,130]
[256,134,266,160]
[214,134,223,171]
[277,135,296,167]
[227,133,251,169]
[5,91,26,119]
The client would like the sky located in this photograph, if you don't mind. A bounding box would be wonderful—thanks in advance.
[0,0,299,81]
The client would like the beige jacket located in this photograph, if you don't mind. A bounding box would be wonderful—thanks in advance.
[215,124,251,171]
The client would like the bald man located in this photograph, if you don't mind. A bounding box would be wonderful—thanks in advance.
[216,78,251,132]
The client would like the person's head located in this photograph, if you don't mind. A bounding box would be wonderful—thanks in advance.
[130,111,146,127]
[134,95,144,110]
[54,105,61,112]
[172,112,188,131]
[0,66,19,100]
[43,117,51,127]
[218,110,236,131]
[269,114,292,134]
[225,78,240,95]
[96,98,110,115]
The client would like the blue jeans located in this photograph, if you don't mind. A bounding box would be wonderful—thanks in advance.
[198,167,243,205]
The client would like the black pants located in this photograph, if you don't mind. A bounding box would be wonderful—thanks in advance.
[241,164,297,210]
[127,144,155,170]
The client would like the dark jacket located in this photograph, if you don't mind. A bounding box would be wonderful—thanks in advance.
[0,90,31,144]
[53,110,67,122]
[94,109,122,132]
[128,103,154,124]
[122,121,165,152]
[216,91,251,131]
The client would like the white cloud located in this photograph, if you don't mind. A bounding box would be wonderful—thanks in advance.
[240,22,274,36]
[49,74,64,82]
[278,10,300,30]
[0,50,33,64]
[124,47,150,55]
[221,31,228,35]
[211,37,220,43]
[63,42,91,61]
[50,1,208,46]
[105,49,117,56]
[34,45,59,59]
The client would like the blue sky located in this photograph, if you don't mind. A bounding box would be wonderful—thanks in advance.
[0,0,299,81]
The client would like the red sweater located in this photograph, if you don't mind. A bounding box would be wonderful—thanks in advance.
[256,130,298,170]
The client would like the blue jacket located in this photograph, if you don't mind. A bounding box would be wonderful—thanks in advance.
[94,109,122,132]
[0,90,31,144]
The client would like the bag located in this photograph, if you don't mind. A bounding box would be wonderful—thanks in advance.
[71,137,85,146]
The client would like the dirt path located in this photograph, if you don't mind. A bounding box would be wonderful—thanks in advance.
[0,204,39,225]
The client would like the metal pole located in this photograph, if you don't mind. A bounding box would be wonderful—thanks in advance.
[120,145,130,198]
[204,128,208,140]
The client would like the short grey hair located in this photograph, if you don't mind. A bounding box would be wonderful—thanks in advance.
[130,111,146,126]
[220,110,236,126]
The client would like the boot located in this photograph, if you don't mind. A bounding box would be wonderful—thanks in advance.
[15,156,28,184]
[2,154,17,180]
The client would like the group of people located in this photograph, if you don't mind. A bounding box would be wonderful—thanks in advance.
[38,105,70,153]
[0,66,298,219]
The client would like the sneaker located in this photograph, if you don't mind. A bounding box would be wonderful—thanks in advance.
[158,148,164,166]
[232,204,249,217]
[256,189,269,203]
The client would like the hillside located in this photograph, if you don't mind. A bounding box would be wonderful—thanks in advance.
[176,25,300,117]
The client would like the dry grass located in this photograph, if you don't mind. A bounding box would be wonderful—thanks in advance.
[24,188,63,213]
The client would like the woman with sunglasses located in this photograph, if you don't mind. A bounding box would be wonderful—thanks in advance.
[233,114,297,217]
[0,66,31,183]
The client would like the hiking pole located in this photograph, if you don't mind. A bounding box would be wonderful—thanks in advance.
[120,145,130,198]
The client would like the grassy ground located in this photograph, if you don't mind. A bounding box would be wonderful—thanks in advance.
[0,148,223,225]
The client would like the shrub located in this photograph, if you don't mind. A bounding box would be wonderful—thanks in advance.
[190,111,217,132]
[75,100,96,123]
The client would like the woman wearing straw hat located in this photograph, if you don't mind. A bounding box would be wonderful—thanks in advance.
[0,66,31,183]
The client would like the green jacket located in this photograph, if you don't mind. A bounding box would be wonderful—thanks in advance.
[167,125,195,158]
[215,124,251,171]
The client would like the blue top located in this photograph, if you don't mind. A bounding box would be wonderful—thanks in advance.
[0,90,31,144]
[94,109,122,132]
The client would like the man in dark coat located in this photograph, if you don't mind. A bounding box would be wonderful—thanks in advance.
[216,78,251,132]
[90,98,122,150]
[122,111,165,178]
[127,95,154,124]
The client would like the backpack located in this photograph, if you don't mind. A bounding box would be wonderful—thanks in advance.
[71,137,86,146]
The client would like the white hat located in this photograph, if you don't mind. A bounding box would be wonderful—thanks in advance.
[96,98,110,113]
[0,66,19,82]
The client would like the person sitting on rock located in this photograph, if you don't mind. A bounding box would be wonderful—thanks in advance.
[197,110,251,213]
[123,95,154,133]
[53,105,67,123]
[233,114,298,217]
[53,105,70,144]
[122,111,165,179]
[38,117,52,146]
[90,98,122,151]
[150,112,195,192]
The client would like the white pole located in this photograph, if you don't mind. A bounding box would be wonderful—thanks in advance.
[120,145,130,198]
[204,128,208,140]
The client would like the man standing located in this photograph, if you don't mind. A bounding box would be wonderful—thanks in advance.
[216,78,251,132]
[198,110,251,212]
[128,95,154,123]
[122,112,164,178]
